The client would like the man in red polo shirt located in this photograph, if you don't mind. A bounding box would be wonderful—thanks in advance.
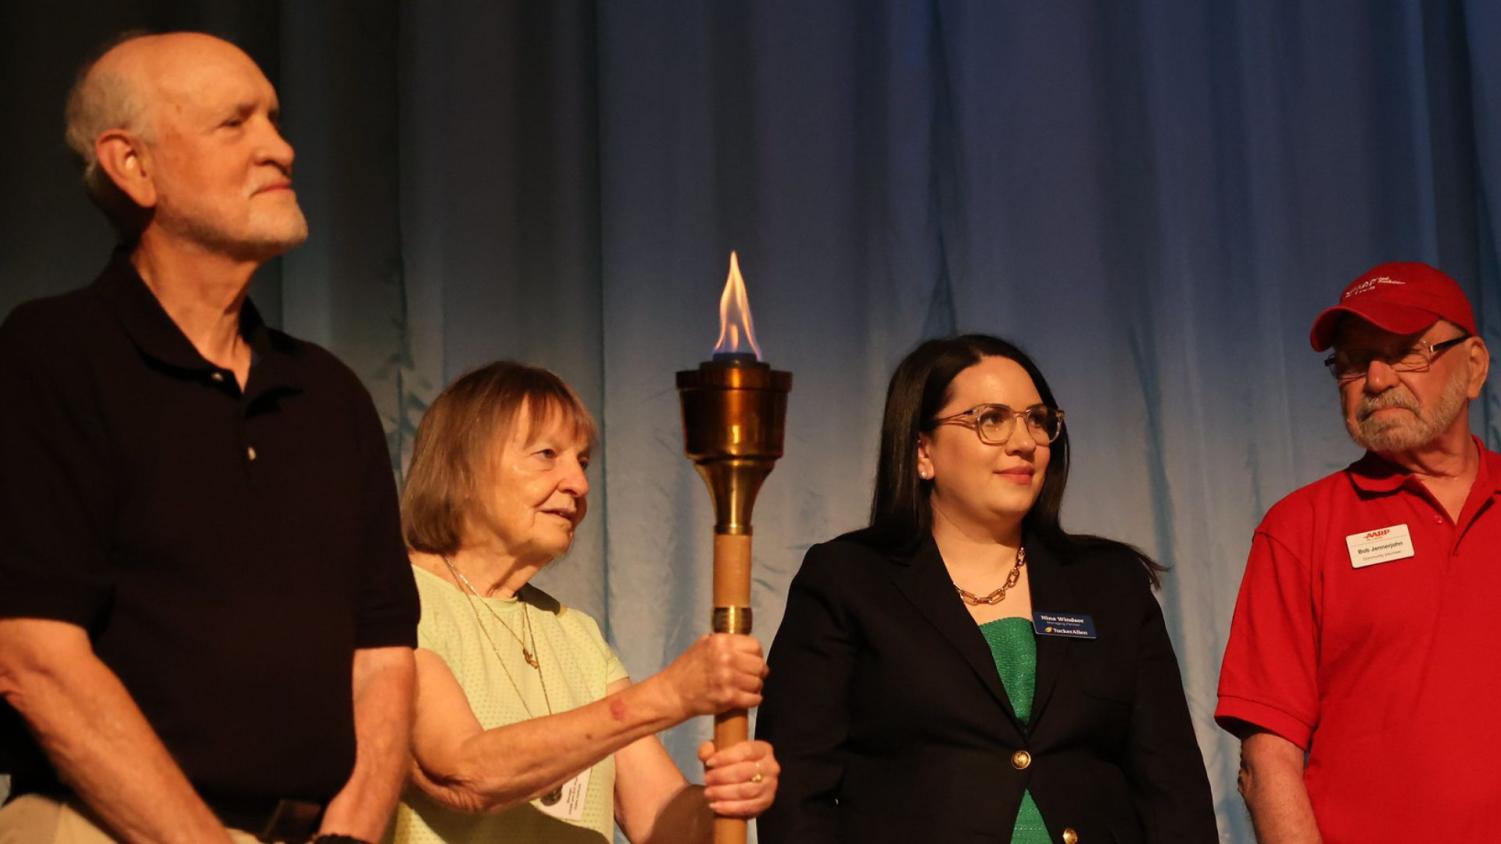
[1217,262,1498,842]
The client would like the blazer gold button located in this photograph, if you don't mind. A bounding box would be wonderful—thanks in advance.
[1011,750,1032,769]
[1062,828,1078,844]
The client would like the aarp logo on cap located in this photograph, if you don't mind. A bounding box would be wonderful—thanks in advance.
[1345,523,1414,568]
[1344,276,1406,299]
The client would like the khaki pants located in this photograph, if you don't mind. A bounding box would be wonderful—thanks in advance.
[0,794,263,844]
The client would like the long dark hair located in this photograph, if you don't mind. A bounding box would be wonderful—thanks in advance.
[852,334,1164,587]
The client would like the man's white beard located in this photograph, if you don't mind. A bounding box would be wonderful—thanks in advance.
[159,197,309,263]
[1348,372,1467,453]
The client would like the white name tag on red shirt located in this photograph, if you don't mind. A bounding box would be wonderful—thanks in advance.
[1345,523,1415,568]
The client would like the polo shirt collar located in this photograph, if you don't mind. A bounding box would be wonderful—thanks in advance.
[1347,435,1501,499]
[241,300,303,398]
[1347,452,1409,494]
[95,247,302,395]
[1469,436,1501,500]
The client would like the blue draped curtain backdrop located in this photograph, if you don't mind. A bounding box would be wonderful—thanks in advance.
[5,2,1501,840]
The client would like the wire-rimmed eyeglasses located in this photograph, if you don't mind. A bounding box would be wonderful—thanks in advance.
[1324,334,1469,383]
[926,403,1066,445]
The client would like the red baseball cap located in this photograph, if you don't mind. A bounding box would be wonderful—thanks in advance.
[1309,261,1477,351]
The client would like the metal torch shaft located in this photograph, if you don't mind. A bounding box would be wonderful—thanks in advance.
[712,531,752,844]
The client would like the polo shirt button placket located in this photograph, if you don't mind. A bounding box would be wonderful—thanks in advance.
[236,393,256,471]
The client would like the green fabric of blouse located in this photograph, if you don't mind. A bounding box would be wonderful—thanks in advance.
[980,617,1052,844]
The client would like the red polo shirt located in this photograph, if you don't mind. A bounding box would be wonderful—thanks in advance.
[1217,438,1501,842]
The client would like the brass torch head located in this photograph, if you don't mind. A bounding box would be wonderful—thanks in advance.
[676,358,792,535]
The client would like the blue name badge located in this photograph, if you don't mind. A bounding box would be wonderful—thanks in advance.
[1033,612,1097,639]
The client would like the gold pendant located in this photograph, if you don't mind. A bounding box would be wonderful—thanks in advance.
[541,787,563,806]
[523,648,539,669]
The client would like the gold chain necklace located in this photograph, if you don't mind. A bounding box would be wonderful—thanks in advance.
[953,546,1027,606]
[443,556,540,668]
[440,556,563,805]
[438,555,558,711]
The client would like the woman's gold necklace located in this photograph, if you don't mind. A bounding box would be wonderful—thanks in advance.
[443,556,539,668]
[440,556,563,805]
[953,546,1027,606]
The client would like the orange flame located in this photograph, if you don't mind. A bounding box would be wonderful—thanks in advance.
[713,251,763,359]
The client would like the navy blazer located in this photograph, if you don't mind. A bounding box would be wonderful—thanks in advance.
[756,532,1218,843]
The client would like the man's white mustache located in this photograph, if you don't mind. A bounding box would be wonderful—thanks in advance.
[1357,389,1418,421]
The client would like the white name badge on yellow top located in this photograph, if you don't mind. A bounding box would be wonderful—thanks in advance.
[1345,523,1415,568]
[535,766,590,822]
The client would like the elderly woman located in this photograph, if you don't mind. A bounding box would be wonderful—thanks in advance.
[756,335,1217,843]
[388,362,778,844]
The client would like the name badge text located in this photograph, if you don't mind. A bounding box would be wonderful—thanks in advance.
[1345,523,1415,569]
[1034,612,1097,639]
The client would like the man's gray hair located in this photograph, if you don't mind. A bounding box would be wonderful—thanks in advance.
[64,31,153,240]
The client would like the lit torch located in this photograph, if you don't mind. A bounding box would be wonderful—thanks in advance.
[677,252,791,844]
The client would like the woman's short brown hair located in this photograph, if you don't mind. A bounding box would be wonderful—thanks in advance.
[401,361,596,555]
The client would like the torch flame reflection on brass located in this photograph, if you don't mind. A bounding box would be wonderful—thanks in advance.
[713,251,763,360]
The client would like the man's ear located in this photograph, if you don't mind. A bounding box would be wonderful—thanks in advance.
[95,130,157,209]
[1465,337,1490,400]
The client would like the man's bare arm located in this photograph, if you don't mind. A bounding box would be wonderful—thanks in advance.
[317,646,416,842]
[1239,730,1322,844]
[0,618,231,843]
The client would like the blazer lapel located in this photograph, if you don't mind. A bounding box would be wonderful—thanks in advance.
[888,538,1020,724]
[1024,536,1077,725]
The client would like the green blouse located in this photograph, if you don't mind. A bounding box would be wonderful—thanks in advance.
[979,617,1051,844]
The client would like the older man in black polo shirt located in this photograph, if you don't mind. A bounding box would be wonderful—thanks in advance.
[0,32,418,844]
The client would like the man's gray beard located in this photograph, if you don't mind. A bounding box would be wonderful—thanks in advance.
[163,203,309,263]
[1348,372,1467,453]
[189,215,308,262]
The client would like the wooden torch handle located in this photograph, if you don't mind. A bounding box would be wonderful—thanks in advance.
[714,710,749,844]
[712,531,753,844]
[712,532,753,609]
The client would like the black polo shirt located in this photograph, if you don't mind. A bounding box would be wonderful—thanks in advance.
[0,251,419,807]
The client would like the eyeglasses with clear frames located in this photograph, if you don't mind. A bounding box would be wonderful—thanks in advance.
[1324,334,1470,383]
[926,403,1066,445]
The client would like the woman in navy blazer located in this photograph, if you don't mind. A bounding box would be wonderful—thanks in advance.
[757,335,1217,843]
